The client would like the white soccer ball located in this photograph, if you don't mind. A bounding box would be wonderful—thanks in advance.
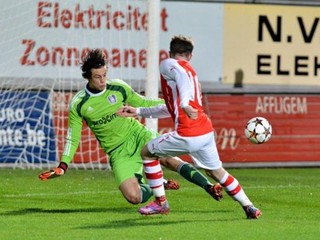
[244,117,272,144]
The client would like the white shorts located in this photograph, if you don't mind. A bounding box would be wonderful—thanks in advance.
[148,131,222,170]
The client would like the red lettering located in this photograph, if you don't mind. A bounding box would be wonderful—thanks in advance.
[88,5,95,29]
[141,14,148,30]
[124,49,136,67]
[54,2,59,28]
[36,3,167,32]
[101,49,110,63]
[20,39,35,65]
[160,8,168,31]
[37,1,51,28]
[20,40,166,69]
[105,5,112,29]
[133,8,141,30]
[113,11,125,30]
[66,48,79,66]
[139,49,147,68]
[126,5,132,30]
[75,4,86,28]
[36,46,50,66]
[111,49,121,67]
[159,50,169,62]
[52,47,64,65]
[96,10,105,29]
[81,48,92,61]
[61,9,72,28]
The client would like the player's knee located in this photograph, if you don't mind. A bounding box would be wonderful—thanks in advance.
[140,153,150,161]
[158,156,182,172]
[124,191,141,205]
[119,178,142,204]
[140,145,155,160]
[205,167,225,182]
[159,157,170,168]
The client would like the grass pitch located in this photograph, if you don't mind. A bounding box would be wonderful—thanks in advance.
[0,168,319,240]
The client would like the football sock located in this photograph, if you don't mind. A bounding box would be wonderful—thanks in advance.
[178,163,212,188]
[143,159,167,203]
[139,184,153,203]
[156,195,167,205]
[220,172,252,206]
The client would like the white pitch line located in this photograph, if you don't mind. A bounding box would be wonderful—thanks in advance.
[2,184,318,198]
[247,185,319,189]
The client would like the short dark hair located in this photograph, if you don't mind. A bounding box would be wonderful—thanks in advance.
[81,49,106,79]
[169,35,194,55]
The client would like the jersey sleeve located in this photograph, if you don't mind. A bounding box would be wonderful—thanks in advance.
[122,80,165,107]
[61,99,83,164]
[137,104,170,119]
[160,58,193,108]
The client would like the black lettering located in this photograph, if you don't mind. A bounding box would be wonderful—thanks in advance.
[297,17,319,43]
[92,113,118,126]
[295,56,308,76]
[277,55,289,75]
[257,55,271,74]
[258,16,282,42]
[314,56,320,76]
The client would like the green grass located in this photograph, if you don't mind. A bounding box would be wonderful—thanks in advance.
[0,168,319,240]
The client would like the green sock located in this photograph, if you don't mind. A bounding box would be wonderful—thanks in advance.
[178,163,212,189]
[139,183,153,203]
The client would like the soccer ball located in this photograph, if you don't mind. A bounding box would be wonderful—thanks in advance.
[244,117,272,144]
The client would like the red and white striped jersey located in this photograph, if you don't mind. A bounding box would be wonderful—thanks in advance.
[159,58,213,137]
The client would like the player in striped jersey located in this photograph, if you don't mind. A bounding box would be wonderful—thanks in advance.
[120,35,262,218]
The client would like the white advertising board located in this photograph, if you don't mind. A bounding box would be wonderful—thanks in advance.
[0,1,223,83]
[1,1,318,87]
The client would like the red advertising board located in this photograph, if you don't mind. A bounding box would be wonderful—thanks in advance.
[53,93,320,167]
[202,94,320,166]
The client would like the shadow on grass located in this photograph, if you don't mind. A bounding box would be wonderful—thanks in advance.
[1,207,241,229]
[1,207,232,216]
[76,213,240,230]
[0,207,133,216]
[78,218,193,229]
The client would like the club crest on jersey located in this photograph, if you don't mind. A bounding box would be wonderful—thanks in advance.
[107,95,117,104]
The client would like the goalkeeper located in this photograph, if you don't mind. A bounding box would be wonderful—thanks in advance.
[39,49,222,214]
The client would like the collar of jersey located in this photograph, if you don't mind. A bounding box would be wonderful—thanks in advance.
[85,86,106,96]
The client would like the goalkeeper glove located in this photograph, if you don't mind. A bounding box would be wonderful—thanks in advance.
[39,162,68,181]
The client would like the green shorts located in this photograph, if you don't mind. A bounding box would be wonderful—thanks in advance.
[108,127,158,186]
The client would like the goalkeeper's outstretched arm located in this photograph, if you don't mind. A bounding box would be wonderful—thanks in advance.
[38,162,68,181]
[38,95,83,181]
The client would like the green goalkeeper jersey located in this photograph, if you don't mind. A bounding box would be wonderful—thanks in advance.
[61,79,164,164]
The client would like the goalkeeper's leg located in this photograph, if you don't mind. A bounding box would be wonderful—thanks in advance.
[119,177,153,204]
